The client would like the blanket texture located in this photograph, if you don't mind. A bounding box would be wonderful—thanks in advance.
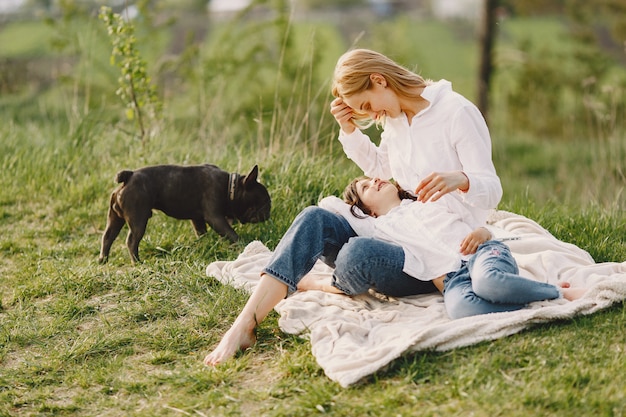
[205,209,626,387]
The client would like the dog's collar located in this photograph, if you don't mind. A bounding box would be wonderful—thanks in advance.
[228,173,237,201]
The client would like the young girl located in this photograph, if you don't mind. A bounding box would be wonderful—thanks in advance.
[334,177,587,319]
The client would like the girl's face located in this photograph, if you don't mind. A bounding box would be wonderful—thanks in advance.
[355,178,397,217]
[342,74,402,122]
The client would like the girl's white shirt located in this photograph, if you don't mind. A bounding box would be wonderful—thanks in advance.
[374,195,478,281]
[338,79,502,226]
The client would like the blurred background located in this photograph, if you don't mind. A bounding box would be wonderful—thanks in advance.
[0,0,624,208]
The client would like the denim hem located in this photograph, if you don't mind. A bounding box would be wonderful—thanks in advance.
[555,286,564,299]
[262,267,298,295]
[330,275,350,295]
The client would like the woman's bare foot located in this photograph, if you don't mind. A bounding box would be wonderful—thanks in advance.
[204,274,289,366]
[204,321,256,366]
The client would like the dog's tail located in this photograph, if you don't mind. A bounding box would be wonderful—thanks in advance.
[115,170,134,184]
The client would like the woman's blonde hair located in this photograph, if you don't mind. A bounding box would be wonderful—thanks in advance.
[331,49,429,129]
[343,176,416,218]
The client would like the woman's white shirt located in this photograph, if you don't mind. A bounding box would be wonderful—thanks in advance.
[338,80,502,226]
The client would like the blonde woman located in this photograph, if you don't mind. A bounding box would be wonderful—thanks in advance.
[331,48,502,226]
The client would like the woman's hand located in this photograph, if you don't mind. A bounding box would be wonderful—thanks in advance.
[414,171,469,203]
[330,97,356,134]
[460,227,491,255]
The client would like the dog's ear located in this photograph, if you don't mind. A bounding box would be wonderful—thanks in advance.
[243,165,259,187]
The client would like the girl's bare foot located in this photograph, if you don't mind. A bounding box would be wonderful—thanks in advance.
[297,273,345,294]
[204,322,256,366]
[561,287,588,301]
[297,273,326,291]
[558,281,587,301]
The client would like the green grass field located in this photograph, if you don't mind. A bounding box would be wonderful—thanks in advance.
[1,8,625,417]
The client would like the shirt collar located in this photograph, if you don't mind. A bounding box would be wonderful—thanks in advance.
[391,199,414,212]
[417,79,452,115]
[386,79,452,124]
[420,79,452,102]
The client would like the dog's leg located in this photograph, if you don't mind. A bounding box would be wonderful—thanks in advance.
[99,199,126,264]
[206,216,238,243]
[125,213,150,263]
[190,218,208,236]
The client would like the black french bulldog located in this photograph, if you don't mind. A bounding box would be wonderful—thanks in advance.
[98,164,271,264]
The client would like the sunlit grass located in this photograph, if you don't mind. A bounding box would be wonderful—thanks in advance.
[0,9,625,417]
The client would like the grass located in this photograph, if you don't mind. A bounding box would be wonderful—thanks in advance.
[1,117,624,416]
[0,21,58,57]
[1,9,626,417]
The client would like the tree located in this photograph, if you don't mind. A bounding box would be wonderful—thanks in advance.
[477,0,499,124]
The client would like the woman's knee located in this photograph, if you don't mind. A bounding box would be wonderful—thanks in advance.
[334,238,371,271]
[333,238,375,295]
[293,206,352,234]
[293,206,328,224]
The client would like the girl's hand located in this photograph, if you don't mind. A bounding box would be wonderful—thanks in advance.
[460,227,491,255]
[414,171,469,203]
[330,97,356,134]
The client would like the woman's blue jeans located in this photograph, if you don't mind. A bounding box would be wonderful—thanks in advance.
[263,206,436,297]
[443,240,561,319]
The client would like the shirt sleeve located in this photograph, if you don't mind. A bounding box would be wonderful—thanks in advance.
[450,105,503,210]
[317,196,376,237]
[338,128,393,180]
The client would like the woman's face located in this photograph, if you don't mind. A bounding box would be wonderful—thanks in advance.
[355,178,397,217]
[342,74,402,121]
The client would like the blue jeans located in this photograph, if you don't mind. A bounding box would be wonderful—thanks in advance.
[443,240,561,319]
[263,206,437,297]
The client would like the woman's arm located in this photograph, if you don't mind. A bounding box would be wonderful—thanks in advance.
[415,171,469,203]
[331,96,394,179]
[450,105,503,209]
[337,129,393,180]
[330,97,357,134]
[413,105,502,208]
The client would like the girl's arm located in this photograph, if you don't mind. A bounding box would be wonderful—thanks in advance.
[459,227,492,255]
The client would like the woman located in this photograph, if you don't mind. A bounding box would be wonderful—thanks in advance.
[331,48,502,226]
[204,49,502,365]
[335,177,587,318]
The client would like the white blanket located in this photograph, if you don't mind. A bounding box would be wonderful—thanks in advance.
[205,209,626,387]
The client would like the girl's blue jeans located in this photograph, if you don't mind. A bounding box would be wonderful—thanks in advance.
[263,207,560,319]
[443,240,561,319]
[263,206,436,297]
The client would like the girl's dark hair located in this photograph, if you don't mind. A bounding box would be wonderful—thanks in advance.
[342,177,416,218]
